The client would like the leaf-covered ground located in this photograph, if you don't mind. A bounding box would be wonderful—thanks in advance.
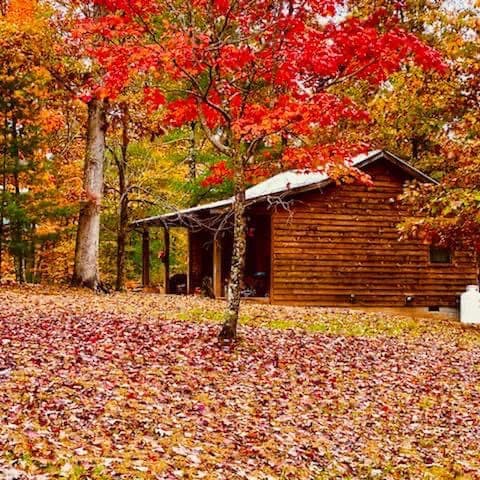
[1,288,480,479]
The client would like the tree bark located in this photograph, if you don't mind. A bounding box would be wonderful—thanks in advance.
[187,121,197,181]
[115,102,129,291]
[411,135,424,162]
[25,225,36,283]
[72,97,107,289]
[219,157,246,341]
[116,189,128,291]
[0,106,7,279]
[163,226,170,294]
[142,229,150,288]
[11,115,25,283]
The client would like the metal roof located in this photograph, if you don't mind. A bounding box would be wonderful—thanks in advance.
[131,149,436,228]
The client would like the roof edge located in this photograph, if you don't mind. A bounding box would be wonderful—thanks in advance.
[380,150,438,185]
[130,149,437,228]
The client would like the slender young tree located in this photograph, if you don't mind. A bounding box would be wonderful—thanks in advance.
[85,0,445,338]
[111,101,130,291]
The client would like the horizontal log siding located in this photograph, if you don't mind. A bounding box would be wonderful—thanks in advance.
[271,161,477,307]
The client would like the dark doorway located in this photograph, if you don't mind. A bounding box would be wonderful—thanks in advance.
[244,214,271,297]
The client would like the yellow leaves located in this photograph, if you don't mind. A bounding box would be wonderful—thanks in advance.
[35,221,60,237]
[418,395,438,409]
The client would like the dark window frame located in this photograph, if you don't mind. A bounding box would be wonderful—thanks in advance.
[429,245,452,264]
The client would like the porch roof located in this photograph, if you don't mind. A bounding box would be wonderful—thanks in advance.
[131,149,436,228]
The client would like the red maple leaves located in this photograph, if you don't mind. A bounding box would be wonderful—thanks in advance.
[201,161,233,187]
[77,0,447,179]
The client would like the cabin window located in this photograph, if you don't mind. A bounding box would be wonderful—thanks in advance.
[429,246,451,264]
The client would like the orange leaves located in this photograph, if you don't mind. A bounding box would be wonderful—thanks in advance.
[218,45,254,72]
[190,0,230,14]
[75,0,449,208]
[94,0,160,18]
[232,103,271,139]
[213,0,230,14]
[5,0,36,25]
[85,0,447,143]
[162,95,224,129]
[143,87,166,112]
[282,143,370,170]
[38,110,64,134]
[160,31,210,79]
[163,97,197,127]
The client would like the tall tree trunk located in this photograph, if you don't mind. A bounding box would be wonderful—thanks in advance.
[0,179,3,280]
[72,97,107,289]
[115,102,129,291]
[25,224,36,283]
[219,157,246,341]
[0,106,7,279]
[11,115,25,283]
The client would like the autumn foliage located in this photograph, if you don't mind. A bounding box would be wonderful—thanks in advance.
[71,0,450,337]
[1,1,480,478]
[0,0,83,282]
[80,0,446,177]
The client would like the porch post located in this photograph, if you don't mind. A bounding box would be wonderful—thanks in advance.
[187,230,191,294]
[142,229,150,288]
[213,235,223,298]
[163,227,170,294]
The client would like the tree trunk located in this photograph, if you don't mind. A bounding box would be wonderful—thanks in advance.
[142,229,150,288]
[187,121,197,181]
[25,225,36,283]
[115,181,128,291]
[115,102,129,291]
[219,159,246,341]
[11,115,25,283]
[163,227,170,293]
[0,187,3,280]
[411,136,423,162]
[72,97,107,289]
[0,107,7,279]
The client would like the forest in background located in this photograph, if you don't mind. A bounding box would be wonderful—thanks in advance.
[0,0,478,295]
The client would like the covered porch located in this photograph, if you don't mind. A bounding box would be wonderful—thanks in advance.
[132,204,271,300]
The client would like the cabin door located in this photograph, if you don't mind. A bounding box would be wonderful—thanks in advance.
[244,214,271,298]
[212,215,272,298]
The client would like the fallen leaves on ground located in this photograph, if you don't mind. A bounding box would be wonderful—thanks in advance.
[1,287,480,479]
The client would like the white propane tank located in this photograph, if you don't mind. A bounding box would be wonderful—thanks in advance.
[460,285,480,324]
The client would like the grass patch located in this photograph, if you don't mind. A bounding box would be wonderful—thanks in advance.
[175,306,480,345]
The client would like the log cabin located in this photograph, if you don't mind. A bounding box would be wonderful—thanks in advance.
[132,150,477,309]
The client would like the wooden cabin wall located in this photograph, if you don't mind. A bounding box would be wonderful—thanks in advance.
[270,160,477,307]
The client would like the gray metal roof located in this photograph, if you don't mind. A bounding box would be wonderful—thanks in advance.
[131,149,436,228]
